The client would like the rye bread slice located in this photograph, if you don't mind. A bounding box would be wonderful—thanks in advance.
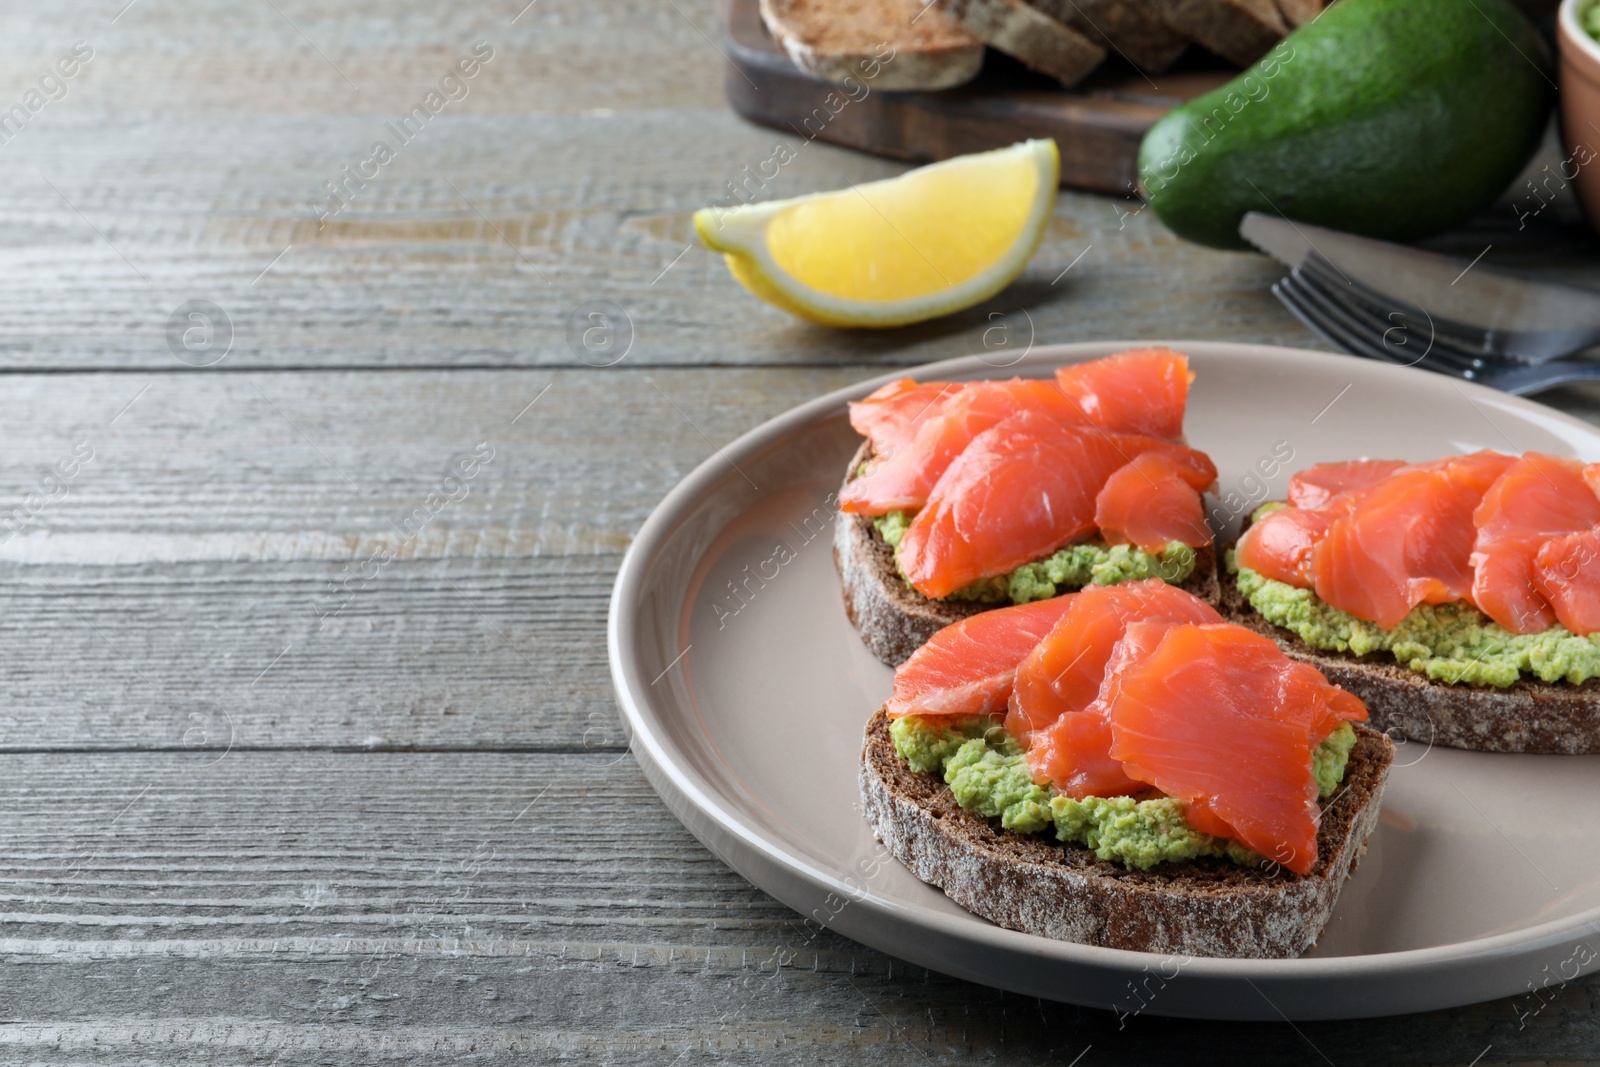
[860,707,1394,957]
[1027,0,1190,72]
[759,0,987,91]
[1219,512,1600,754]
[1142,0,1286,66]
[933,0,1107,86]
[833,440,1223,667]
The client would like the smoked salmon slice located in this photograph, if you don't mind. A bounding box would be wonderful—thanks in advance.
[839,378,1083,516]
[1103,622,1367,876]
[1236,506,1343,587]
[1470,454,1600,633]
[1309,451,1516,629]
[1287,459,1409,509]
[1093,452,1215,553]
[847,378,964,455]
[1054,348,1192,440]
[885,595,1079,719]
[899,411,1215,599]
[1535,529,1600,636]
[1010,581,1223,798]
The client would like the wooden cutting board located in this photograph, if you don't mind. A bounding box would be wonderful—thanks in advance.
[718,0,1237,194]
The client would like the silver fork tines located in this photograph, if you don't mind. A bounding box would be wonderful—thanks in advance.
[1273,269,1600,396]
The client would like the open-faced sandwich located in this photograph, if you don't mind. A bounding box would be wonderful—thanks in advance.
[1225,452,1600,753]
[834,348,1221,666]
[860,578,1395,958]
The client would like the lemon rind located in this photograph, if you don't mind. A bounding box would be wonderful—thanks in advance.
[693,140,1061,329]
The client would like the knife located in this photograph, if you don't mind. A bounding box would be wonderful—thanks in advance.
[1238,212,1600,364]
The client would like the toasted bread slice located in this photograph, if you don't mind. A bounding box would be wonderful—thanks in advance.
[1218,565,1600,755]
[1142,0,1286,66]
[833,441,1222,667]
[934,0,1107,86]
[1027,0,1190,72]
[860,708,1394,957]
[759,0,987,91]
[1219,510,1600,754]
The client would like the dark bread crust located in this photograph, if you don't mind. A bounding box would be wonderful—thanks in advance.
[833,440,1222,667]
[933,0,1107,86]
[1219,516,1600,755]
[859,708,1394,958]
[1141,0,1285,65]
[1026,0,1189,72]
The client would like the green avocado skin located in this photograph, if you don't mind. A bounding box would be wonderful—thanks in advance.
[1137,0,1554,250]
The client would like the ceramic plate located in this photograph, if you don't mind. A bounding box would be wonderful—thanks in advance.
[608,341,1600,1020]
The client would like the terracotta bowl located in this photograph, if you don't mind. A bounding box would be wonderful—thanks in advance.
[1559,0,1600,226]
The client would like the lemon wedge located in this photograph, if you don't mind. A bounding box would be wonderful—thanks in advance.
[694,139,1060,328]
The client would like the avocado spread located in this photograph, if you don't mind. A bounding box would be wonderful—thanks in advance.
[889,714,1355,870]
[1231,554,1600,689]
[873,510,1196,605]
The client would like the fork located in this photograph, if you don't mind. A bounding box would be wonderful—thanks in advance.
[1272,267,1600,396]
[1240,212,1600,365]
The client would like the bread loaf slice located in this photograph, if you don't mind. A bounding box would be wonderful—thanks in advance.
[1027,0,1189,72]
[859,707,1394,958]
[833,441,1222,667]
[1218,565,1600,755]
[1219,508,1600,754]
[1142,0,1287,66]
[933,0,1107,86]
[760,0,986,91]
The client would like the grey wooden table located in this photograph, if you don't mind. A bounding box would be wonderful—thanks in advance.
[2,2,1598,1063]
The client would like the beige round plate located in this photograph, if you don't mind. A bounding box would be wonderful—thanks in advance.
[608,341,1600,1020]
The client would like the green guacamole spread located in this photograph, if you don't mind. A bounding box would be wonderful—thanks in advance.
[1231,557,1600,689]
[889,714,1355,871]
[873,510,1196,605]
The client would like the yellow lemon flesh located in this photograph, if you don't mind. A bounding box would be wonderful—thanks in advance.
[694,139,1060,328]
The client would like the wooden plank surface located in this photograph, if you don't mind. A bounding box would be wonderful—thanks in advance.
[0,0,1598,1060]
[3,751,1600,1064]
[0,368,864,750]
[0,0,1578,372]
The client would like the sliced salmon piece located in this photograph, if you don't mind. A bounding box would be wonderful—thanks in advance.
[1310,451,1516,629]
[847,378,963,454]
[839,378,1083,516]
[1104,622,1367,876]
[1287,459,1409,509]
[885,595,1080,719]
[1235,506,1342,587]
[1093,452,1214,553]
[1235,480,1379,588]
[1011,581,1222,797]
[1472,454,1600,633]
[1587,464,1600,501]
[1432,450,1522,494]
[1054,347,1192,440]
[1535,530,1600,636]
[899,411,1215,599]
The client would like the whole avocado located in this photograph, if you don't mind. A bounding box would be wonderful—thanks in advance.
[1137,0,1554,250]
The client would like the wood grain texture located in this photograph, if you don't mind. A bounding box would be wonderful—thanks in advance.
[0,368,863,750]
[0,750,1597,1064]
[0,0,1596,1058]
[0,108,1339,371]
[0,0,1573,372]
